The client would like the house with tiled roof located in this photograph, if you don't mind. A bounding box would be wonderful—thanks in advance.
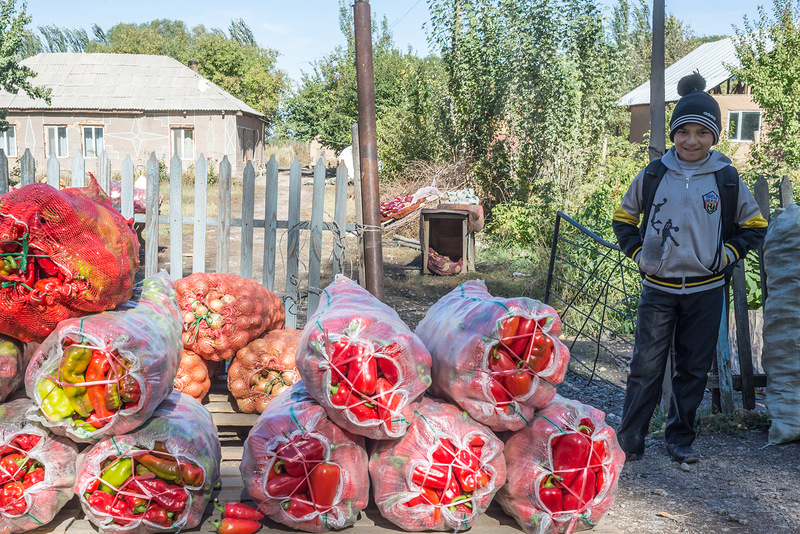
[619,38,764,158]
[0,53,266,176]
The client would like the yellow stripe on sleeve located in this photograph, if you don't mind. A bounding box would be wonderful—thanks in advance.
[725,243,739,261]
[742,214,768,228]
[613,206,639,225]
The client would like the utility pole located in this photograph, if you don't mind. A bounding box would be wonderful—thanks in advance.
[649,0,665,161]
[353,0,384,300]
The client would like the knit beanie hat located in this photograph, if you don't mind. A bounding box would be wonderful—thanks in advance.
[669,72,721,145]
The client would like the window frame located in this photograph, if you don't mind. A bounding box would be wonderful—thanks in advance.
[727,110,762,143]
[171,127,195,160]
[45,125,69,158]
[0,125,17,157]
[82,125,104,158]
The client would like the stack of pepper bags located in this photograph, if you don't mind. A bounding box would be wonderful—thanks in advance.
[24,273,182,442]
[240,382,369,532]
[296,276,432,440]
[369,396,506,532]
[415,280,569,432]
[0,399,79,534]
[497,396,625,534]
[74,391,221,533]
[0,178,139,343]
[0,336,25,403]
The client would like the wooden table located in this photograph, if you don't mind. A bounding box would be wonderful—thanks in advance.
[420,209,476,274]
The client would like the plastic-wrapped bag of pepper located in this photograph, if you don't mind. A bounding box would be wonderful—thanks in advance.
[240,382,369,533]
[175,272,285,361]
[25,273,182,443]
[0,336,25,403]
[496,395,625,534]
[414,280,569,432]
[0,399,79,534]
[295,276,432,440]
[0,178,139,343]
[74,391,221,533]
[370,396,506,532]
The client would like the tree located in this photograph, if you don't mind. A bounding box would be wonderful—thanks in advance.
[731,0,800,171]
[0,0,50,129]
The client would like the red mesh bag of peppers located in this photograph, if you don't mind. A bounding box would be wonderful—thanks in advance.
[369,396,507,532]
[295,276,432,440]
[0,399,79,534]
[74,391,221,533]
[240,382,369,533]
[175,272,285,361]
[415,280,569,432]
[25,273,182,443]
[0,335,25,403]
[496,395,625,534]
[0,178,139,343]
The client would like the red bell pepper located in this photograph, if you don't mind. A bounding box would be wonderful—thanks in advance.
[142,503,173,528]
[266,473,308,498]
[282,493,315,519]
[439,475,464,506]
[376,347,400,384]
[405,486,441,522]
[468,436,485,456]
[509,317,537,357]
[131,477,188,512]
[561,468,596,512]
[489,378,510,406]
[0,453,25,482]
[209,517,263,534]
[0,480,26,515]
[489,347,517,373]
[526,332,554,373]
[431,438,457,465]
[328,339,352,368]
[504,369,532,398]
[551,430,592,486]
[499,316,520,350]
[590,438,607,468]
[86,350,116,421]
[329,383,351,407]
[22,467,44,488]
[411,464,450,490]
[375,377,401,432]
[214,499,265,521]
[346,345,377,395]
[453,448,481,492]
[308,462,341,510]
[538,475,562,513]
[276,436,324,477]
[347,396,378,422]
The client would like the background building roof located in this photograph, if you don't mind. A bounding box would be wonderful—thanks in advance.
[0,53,264,118]
[618,38,739,107]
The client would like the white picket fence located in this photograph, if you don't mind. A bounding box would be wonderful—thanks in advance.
[0,148,359,328]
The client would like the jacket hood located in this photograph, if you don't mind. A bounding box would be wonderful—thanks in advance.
[662,146,732,175]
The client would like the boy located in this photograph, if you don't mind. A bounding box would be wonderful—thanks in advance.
[612,73,768,463]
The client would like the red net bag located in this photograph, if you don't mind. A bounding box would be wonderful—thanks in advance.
[175,273,285,361]
[74,391,221,533]
[241,382,369,532]
[295,276,432,440]
[496,395,625,534]
[414,280,569,431]
[369,396,506,532]
[0,336,25,403]
[0,178,139,343]
[0,399,79,534]
[227,328,302,414]
[25,273,182,443]
[173,349,224,402]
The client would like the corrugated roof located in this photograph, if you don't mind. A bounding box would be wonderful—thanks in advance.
[0,53,264,118]
[618,38,739,107]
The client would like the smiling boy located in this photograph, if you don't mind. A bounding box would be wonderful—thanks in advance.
[611,73,768,463]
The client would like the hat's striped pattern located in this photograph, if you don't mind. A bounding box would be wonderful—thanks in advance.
[670,113,720,144]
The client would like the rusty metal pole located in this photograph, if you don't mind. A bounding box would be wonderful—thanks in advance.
[354,0,384,300]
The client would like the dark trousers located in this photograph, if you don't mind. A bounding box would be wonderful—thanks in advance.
[617,284,724,454]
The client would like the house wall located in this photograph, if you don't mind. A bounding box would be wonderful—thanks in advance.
[627,94,763,161]
[3,110,265,179]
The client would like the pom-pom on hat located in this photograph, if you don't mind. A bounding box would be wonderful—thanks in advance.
[669,72,721,145]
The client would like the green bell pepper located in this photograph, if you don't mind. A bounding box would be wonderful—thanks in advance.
[99,456,133,495]
[36,378,75,421]
[59,345,94,417]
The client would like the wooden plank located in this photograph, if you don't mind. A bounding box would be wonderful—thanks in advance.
[332,161,348,276]
[284,158,302,328]
[170,153,184,280]
[754,175,769,304]
[120,156,135,220]
[0,150,7,195]
[307,157,326,318]
[263,154,279,290]
[351,123,365,287]
[732,263,755,409]
[47,153,60,188]
[209,410,260,427]
[779,175,793,207]
[193,155,208,274]
[97,150,110,194]
[71,150,85,187]
[421,215,430,274]
[240,161,256,279]
[715,297,735,413]
[216,156,232,274]
[144,152,160,277]
[20,148,34,186]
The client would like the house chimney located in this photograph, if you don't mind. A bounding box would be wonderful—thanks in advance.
[188,60,199,73]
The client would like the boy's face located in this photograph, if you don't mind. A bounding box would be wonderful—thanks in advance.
[672,123,714,162]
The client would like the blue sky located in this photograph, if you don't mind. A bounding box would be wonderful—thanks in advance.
[25,1,765,85]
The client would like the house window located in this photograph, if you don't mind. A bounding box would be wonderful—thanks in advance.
[172,128,194,160]
[728,111,761,142]
[45,126,68,158]
[83,126,104,157]
[0,125,16,157]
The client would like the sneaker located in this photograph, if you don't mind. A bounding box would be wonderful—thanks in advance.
[665,443,699,464]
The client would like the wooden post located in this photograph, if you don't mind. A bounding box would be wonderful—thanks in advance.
[284,158,302,328]
[779,175,793,207]
[120,156,135,220]
[192,155,208,274]
[332,161,348,277]
[0,150,8,195]
[216,156,232,274]
[20,149,34,186]
[263,155,279,291]
[144,153,159,278]
[46,154,59,188]
[307,158,326,317]
[732,262,756,409]
[240,161,256,279]
[715,298,735,413]
[649,0,666,161]
[754,175,769,304]
[351,123,366,287]
[72,150,85,187]
[169,153,183,280]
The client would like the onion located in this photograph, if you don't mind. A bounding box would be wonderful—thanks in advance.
[183,311,196,324]
[194,305,208,317]
[208,299,225,312]
[270,382,289,396]
[207,313,224,329]
[281,371,296,385]
[221,294,236,305]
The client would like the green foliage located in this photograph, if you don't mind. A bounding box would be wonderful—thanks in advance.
[731,0,800,172]
[743,249,763,309]
[0,0,51,129]
[696,407,772,435]
[484,201,541,249]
